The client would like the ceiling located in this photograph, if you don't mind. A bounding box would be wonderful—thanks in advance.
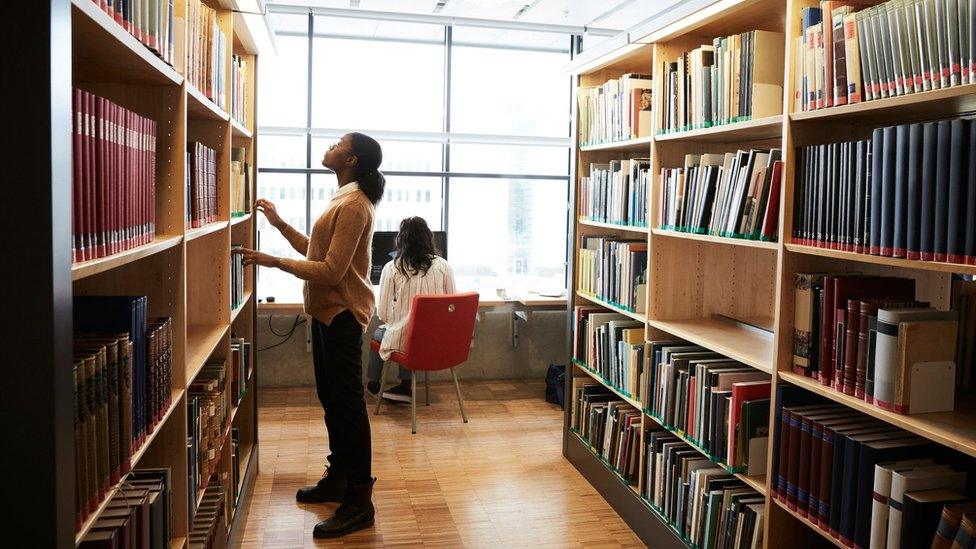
[267,0,686,32]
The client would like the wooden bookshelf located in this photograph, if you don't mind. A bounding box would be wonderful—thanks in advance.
[789,82,976,125]
[231,118,252,139]
[579,135,655,152]
[654,115,783,143]
[784,243,976,276]
[70,234,183,281]
[578,218,650,234]
[651,228,779,250]
[186,220,230,242]
[575,291,647,323]
[649,317,775,373]
[771,498,846,549]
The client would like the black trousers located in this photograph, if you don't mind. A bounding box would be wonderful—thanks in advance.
[311,310,372,483]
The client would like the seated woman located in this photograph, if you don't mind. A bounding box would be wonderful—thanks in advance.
[366,216,456,403]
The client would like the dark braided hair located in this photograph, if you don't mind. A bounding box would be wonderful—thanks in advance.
[348,132,385,205]
[394,217,438,277]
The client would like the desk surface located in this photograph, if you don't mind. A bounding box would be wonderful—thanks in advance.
[257,289,566,315]
[516,294,568,307]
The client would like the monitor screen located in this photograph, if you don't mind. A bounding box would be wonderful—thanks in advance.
[370,231,447,285]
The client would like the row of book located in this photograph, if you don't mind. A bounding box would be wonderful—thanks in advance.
[187,142,218,228]
[572,306,645,396]
[191,482,228,548]
[660,30,784,133]
[230,147,251,218]
[791,274,972,414]
[793,117,976,265]
[188,359,228,514]
[658,150,782,242]
[231,248,246,311]
[87,0,176,67]
[577,235,647,313]
[230,54,249,126]
[795,0,976,113]
[772,384,976,549]
[577,74,653,146]
[77,468,173,549]
[230,337,251,408]
[578,159,650,227]
[231,428,244,505]
[73,296,173,525]
[72,89,157,263]
[571,383,641,483]
[187,0,228,109]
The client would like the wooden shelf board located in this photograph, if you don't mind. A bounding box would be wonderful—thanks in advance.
[784,243,976,275]
[654,115,783,143]
[573,360,644,410]
[71,235,183,281]
[779,371,976,458]
[71,0,182,86]
[575,291,647,323]
[579,135,654,152]
[170,537,186,549]
[185,221,229,242]
[230,213,252,226]
[186,323,229,383]
[75,388,184,544]
[186,83,230,122]
[579,218,650,234]
[649,317,774,373]
[231,291,254,323]
[652,228,779,250]
[739,473,767,496]
[771,497,846,548]
[231,118,252,138]
[790,83,976,124]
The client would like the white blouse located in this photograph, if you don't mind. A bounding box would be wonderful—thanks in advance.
[375,256,456,360]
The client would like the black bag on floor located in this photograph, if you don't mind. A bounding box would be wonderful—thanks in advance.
[545,364,565,408]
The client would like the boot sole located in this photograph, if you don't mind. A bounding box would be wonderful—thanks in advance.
[312,518,375,539]
[296,494,345,504]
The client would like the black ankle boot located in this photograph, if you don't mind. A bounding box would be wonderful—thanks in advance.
[296,468,347,504]
[312,477,376,538]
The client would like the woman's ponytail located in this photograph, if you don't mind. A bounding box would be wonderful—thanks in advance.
[348,132,386,205]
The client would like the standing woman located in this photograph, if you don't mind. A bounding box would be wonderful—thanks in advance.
[236,132,384,539]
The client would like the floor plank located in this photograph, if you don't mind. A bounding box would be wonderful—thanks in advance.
[237,381,644,548]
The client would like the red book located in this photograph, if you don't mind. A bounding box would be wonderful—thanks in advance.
[796,414,815,511]
[149,119,156,242]
[777,407,792,501]
[95,96,107,258]
[72,89,83,263]
[841,300,860,395]
[728,380,770,465]
[84,92,96,260]
[786,409,803,508]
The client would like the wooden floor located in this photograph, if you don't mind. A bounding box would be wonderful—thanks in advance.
[236,380,645,548]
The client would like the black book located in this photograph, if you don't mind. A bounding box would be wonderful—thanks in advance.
[900,489,970,549]
[920,122,938,261]
[947,118,969,264]
[892,125,910,257]
[838,430,908,545]
[934,120,952,261]
[879,126,897,256]
[828,424,899,537]
[853,141,866,252]
[869,127,885,255]
[966,120,976,265]
[864,138,873,252]
[818,144,828,245]
[906,124,923,260]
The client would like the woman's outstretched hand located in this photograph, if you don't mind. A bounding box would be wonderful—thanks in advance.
[255,198,284,229]
[235,246,281,268]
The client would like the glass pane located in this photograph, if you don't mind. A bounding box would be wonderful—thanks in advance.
[269,12,308,35]
[310,137,442,172]
[258,134,307,168]
[256,173,307,303]
[448,178,567,295]
[311,173,443,232]
[450,144,568,176]
[257,34,308,128]
[311,35,443,132]
[451,43,570,137]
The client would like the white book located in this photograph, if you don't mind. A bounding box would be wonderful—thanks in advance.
[948,0,963,85]
[959,0,970,82]
[913,0,933,90]
[868,459,935,549]
[936,0,952,87]
[887,466,967,548]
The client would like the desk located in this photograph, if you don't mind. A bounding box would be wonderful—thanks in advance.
[510,292,567,348]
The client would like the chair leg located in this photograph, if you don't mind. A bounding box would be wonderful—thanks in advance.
[411,374,418,434]
[424,371,430,406]
[374,362,389,416]
[450,367,468,423]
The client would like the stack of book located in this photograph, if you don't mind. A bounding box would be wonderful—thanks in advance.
[791,273,967,414]
[772,384,976,549]
[577,235,648,313]
[795,1,976,113]
[230,336,251,407]
[578,73,653,146]
[72,89,157,263]
[77,468,173,548]
[642,427,765,548]
[231,247,246,311]
[191,482,228,547]
[186,0,228,109]
[572,306,645,396]
[658,150,783,242]
[188,360,227,507]
[571,381,642,484]
[578,159,650,227]
[87,0,176,66]
[643,340,772,473]
[660,30,784,133]
[793,117,976,265]
[187,142,217,229]
[231,54,248,125]
[230,147,251,218]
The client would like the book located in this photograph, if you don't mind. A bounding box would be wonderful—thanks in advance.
[579,159,651,227]
[577,236,648,313]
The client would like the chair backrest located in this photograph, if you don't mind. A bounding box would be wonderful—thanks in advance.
[399,292,479,371]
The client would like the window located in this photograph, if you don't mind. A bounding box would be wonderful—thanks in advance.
[257,10,573,303]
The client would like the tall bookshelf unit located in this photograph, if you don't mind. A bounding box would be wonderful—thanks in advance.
[565,0,976,547]
[6,1,260,546]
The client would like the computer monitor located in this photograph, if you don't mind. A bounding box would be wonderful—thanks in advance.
[370,231,447,285]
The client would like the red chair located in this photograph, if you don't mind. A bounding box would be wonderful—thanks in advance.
[371,292,479,433]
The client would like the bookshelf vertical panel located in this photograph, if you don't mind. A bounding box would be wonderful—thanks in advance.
[186,229,230,327]
[650,236,705,319]
[140,392,190,542]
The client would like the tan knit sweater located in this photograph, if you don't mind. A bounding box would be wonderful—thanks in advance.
[278,183,375,328]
